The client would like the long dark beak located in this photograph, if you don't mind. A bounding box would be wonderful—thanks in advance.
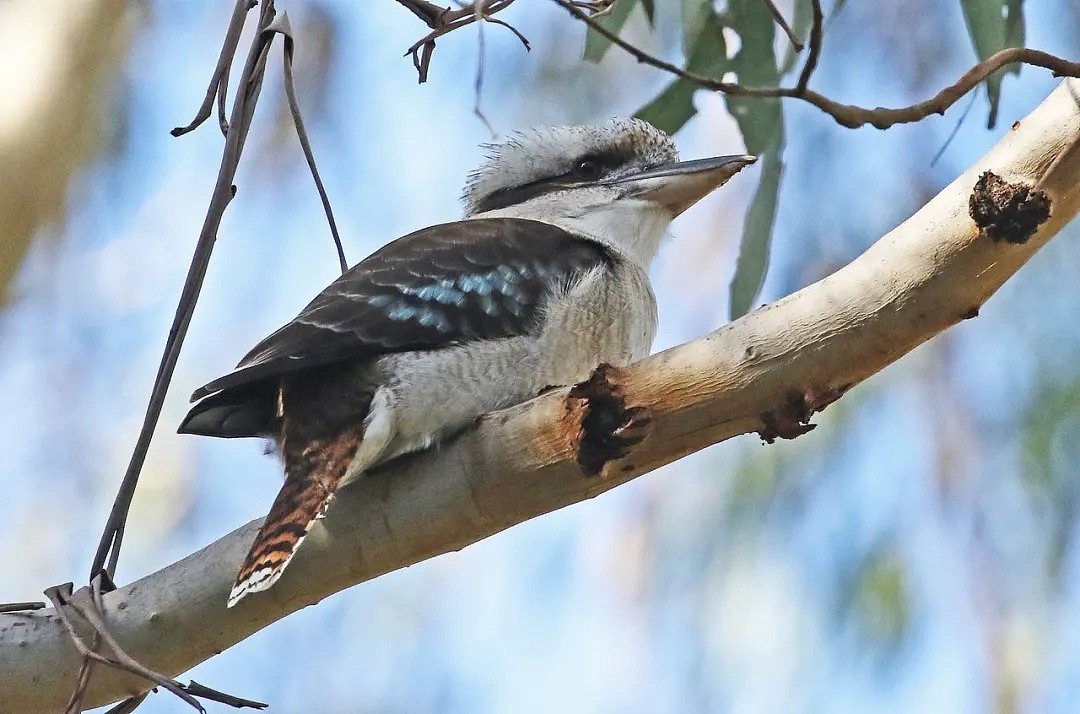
[606,155,757,216]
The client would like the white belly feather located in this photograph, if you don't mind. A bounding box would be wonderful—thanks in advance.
[342,261,656,482]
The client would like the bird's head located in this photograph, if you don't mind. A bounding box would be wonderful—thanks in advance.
[463,118,755,264]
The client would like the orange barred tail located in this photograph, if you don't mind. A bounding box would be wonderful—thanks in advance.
[228,427,363,608]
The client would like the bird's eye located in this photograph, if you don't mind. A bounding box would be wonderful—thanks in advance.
[572,157,603,180]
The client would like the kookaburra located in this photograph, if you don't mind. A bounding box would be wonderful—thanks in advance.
[179,118,755,607]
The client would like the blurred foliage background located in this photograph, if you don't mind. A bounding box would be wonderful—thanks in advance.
[1,1,1079,712]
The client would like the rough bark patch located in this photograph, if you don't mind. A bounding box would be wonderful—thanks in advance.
[759,385,847,444]
[969,171,1051,244]
[568,364,652,476]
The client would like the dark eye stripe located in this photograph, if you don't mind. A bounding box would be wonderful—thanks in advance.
[473,148,634,213]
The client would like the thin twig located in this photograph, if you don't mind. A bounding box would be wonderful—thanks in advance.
[759,0,803,50]
[393,0,450,26]
[44,584,206,712]
[486,16,531,50]
[183,680,269,709]
[553,0,1080,129]
[931,88,980,166]
[472,2,495,135]
[398,0,521,83]
[64,574,116,713]
[269,12,349,273]
[103,692,149,714]
[172,0,256,138]
[90,0,274,583]
[794,0,822,93]
[797,48,1080,129]
[46,581,268,712]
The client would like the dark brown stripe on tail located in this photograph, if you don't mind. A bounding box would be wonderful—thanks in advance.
[228,425,364,607]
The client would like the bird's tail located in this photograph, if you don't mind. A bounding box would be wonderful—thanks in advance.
[228,426,364,608]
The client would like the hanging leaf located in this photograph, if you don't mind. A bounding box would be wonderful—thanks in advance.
[637,79,699,135]
[681,0,713,54]
[729,151,782,318]
[583,0,642,63]
[634,0,785,317]
[960,0,1026,128]
[723,0,784,318]
[635,8,727,134]
[640,0,655,25]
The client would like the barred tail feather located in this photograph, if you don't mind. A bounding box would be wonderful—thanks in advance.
[228,427,363,608]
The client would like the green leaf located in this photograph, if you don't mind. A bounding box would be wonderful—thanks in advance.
[583,0,640,63]
[729,150,782,318]
[681,0,714,55]
[636,79,699,135]
[960,0,1026,128]
[634,9,728,134]
[849,548,910,649]
[723,0,784,318]
[640,0,655,25]
[634,1,786,316]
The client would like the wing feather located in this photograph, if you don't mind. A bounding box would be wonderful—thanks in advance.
[188,218,611,401]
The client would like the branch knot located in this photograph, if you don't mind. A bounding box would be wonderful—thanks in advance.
[969,170,1052,244]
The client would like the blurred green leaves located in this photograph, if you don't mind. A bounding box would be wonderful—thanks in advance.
[847,546,910,650]
[1021,374,1080,578]
[961,0,1026,128]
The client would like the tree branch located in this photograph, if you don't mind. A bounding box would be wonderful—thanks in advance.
[3,79,1079,712]
[554,0,1080,129]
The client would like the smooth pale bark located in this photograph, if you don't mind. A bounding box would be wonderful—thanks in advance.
[2,80,1079,712]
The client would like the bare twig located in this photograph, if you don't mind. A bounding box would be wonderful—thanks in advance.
[103,692,149,714]
[486,15,531,50]
[794,0,822,93]
[396,0,523,83]
[760,0,803,51]
[797,48,1080,129]
[472,2,495,135]
[44,584,206,712]
[269,12,349,273]
[393,0,449,26]
[553,0,1080,130]
[172,0,257,138]
[63,575,113,713]
[45,581,267,712]
[931,89,980,166]
[182,681,269,709]
[69,1,280,709]
[89,0,275,586]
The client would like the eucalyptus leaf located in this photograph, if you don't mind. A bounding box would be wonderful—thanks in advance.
[634,9,728,134]
[960,0,1026,128]
[681,0,714,55]
[640,0,655,25]
[729,150,782,318]
[583,0,640,63]
[637,79,698,135]
[723,0,784,318]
